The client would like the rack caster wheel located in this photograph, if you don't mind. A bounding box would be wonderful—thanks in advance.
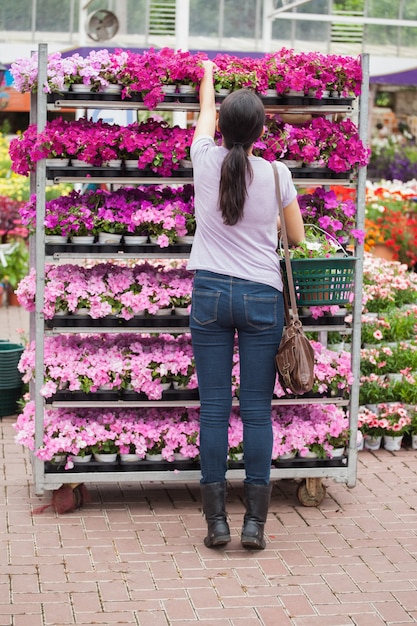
[296,478,326,507]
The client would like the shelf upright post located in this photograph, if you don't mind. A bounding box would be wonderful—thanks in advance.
[346,52,369,487]
[29,56,37,347]
[33,43,48,495]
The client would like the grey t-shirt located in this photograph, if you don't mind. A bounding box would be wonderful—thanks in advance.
[187,135,297,291]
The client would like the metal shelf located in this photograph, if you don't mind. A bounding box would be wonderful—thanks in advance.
[46,251,191,261]
[49,175,354,187]
[47,170,353,187]
[44,324,349,334]
[38,462,351,489]
[49,175,193,185]
[31,43,367,496]
[45,325,190,335]
[47,396,349,409]
[47,93,355,115]
[44,241,192,261]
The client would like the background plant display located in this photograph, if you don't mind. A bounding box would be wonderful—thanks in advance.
[0,132,72,203]
[364,181,417,268]
[361,253,417,311]
[368,133,417,182]
[0,239,29,292]
[325,253,417,447]
[0,196,27,243]
[358,405,412,438]
[360,307,417,344]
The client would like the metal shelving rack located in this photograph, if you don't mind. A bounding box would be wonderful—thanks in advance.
[30,44,368,503]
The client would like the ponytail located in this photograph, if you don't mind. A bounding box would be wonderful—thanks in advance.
[219,144,252,225]
[217,90,265,226]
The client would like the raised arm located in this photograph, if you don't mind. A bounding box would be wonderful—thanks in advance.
[192,60,217,144]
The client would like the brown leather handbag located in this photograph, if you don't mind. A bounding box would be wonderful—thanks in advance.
[272,163,315,395]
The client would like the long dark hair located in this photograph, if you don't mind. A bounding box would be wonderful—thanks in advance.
[218,89,265,225]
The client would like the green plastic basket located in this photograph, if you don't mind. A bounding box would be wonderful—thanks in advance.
[280,257,357,306]
[0,342,24,390]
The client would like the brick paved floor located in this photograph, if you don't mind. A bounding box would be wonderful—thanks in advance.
[1,305,417,625]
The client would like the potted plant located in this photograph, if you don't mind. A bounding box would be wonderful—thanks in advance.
[91,438,119,462]
[357,406,386,450]
[212,54,258,93]
[71,446,93,464]
[288,225,343,259]
[256,52,287,95]
[0,239,29,304]
[173,207,195,243]
[378,402,411,451]
[145,435,166,461]
[254,114,369,172]
[326,428,350,457]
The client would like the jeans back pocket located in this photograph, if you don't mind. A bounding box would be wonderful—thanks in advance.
[243,295,278,330]
[191,289,221,325]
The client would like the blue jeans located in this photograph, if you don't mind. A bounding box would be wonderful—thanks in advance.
[190,271,284,486]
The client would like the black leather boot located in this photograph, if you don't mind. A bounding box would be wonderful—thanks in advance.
[200,482,231,548]
[241,483,271,550]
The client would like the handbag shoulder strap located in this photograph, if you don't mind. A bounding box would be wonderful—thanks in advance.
[272,162,300,321]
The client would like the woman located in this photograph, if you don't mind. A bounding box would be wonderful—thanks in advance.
[188,60,305,550]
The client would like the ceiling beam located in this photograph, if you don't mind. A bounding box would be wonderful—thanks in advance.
[271,0,313,13]
[267,12,417,29]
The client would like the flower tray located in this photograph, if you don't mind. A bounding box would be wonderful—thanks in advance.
[123,388,200,401]
[47,91,354,108]
[299,313,347,326]
[118,458,200,471]
[273,456,347,468]
[47,388,200,403]
[45,458,200,473]
[281,94,354,106]
[227,460,245,469]
[280,257,357,306]
[45,314,190,329]
[47,91,201,105]
[45,460,119,473]
[46,166,194,179]
[290,166,353,179]
[44,455,346,474]
[273,390,347,401]
[45,242,192,255]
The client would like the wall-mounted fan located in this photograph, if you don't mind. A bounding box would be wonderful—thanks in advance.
[85,9,119,42]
